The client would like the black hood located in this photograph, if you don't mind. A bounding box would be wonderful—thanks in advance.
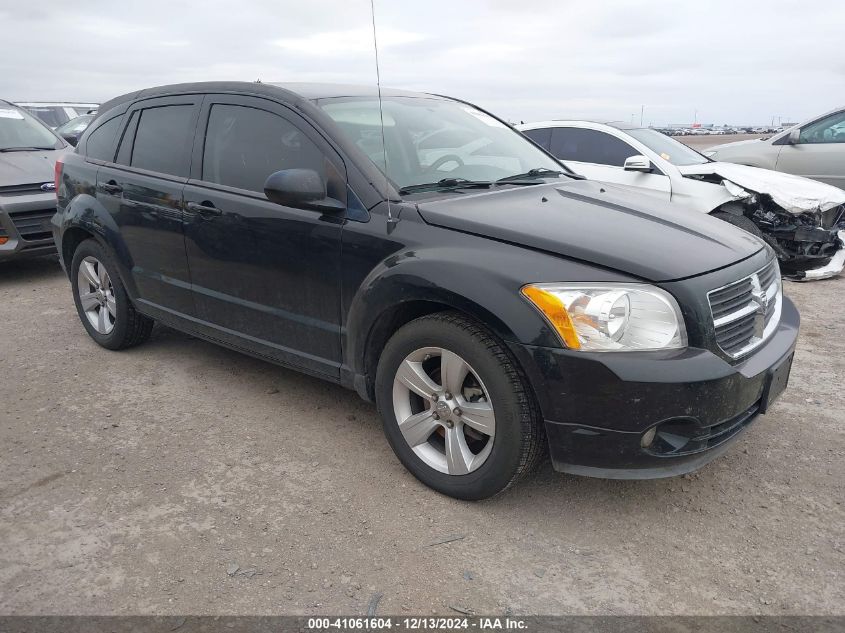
[415,179,764,282]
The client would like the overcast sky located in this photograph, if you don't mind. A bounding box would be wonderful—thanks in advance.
[3,0,843,126]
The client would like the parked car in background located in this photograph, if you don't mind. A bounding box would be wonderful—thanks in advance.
[518,120,845,280]
[0,100,70,261]
[53,81,798,499]
[705,107,845,190]
[55,114,94,146]
[16,102,99,129]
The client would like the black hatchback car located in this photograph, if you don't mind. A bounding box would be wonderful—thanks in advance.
[53,82,799,499]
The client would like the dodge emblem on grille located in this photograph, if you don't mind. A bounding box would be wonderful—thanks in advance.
[749,273,768,337]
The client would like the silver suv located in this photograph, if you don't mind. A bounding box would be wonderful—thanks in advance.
[0,100,70,262]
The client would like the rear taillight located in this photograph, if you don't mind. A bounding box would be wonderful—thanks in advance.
[54,155,64,194]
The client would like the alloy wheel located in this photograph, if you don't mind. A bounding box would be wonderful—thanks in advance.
[392,347,495,475]
[77,256,116,335]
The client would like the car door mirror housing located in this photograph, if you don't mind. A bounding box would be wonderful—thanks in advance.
[787,128,801,145]
[623,155,653,172]
[263,169,345,212]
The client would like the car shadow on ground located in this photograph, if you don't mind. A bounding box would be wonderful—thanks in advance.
[137,323,693,513]
[0,255,64,287]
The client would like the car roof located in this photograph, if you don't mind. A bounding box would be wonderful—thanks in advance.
[96,81,444,117]
[519,120,646,132]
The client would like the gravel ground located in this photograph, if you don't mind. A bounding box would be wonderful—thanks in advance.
[0,256,843,616]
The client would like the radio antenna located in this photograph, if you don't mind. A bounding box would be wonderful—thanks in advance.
[369,0,393,224]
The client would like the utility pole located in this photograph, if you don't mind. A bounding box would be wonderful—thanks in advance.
[640,105,644,127]
[694,108,698,125]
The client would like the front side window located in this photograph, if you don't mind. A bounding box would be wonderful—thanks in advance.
[799,110,845,144]
[0,105,63,151]
[550,128,637,167]
[202,104,325,193]
[318,96,563,190]
[131,105,195,177]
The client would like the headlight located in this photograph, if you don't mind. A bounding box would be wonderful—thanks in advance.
[521,283,687,351]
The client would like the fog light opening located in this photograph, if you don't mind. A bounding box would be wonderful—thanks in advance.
[640,426,657,448]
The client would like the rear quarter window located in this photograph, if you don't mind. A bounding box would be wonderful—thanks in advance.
[84,115,124,162]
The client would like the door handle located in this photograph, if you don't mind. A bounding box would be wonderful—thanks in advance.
[186,201,222,217]
[99,181,122,195]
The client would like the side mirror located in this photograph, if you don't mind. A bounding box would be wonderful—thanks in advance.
[263,169,344,212]
[787,128,801,145]
[623,155,653,172]
[61,133,79,147]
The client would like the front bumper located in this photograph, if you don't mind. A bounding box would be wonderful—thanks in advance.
[0,193,58,262]
[508,296,800,479]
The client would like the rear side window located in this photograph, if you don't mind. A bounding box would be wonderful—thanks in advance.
[85,115,124,162]
[130,105,195,177]
[202,104,325,193]
[522,127,552,150]
[550,127,637,167]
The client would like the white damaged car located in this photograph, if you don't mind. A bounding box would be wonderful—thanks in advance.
[518,120,845,280]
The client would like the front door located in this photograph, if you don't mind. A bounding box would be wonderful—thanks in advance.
[776,110,845,189]
[182,95,345,377]
[550,127,672,201]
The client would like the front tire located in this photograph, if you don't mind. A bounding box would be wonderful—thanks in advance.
[71,239,154,350]
[375,312,544,500]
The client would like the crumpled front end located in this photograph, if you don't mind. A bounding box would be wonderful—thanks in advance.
[679,162,845,280]
[749,204,844,280]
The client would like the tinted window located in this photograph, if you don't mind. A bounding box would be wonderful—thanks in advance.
[522,127,552,150]
[550,128,638,167]
[115,111,139,166]
[202,104,324,193]
[85,115,123,161]
[131,105,195,176]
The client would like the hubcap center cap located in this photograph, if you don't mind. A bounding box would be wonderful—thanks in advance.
[435,400,451,419]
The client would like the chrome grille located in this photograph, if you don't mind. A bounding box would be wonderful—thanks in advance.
[708,260,782,359]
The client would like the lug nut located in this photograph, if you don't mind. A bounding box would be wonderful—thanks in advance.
[454,408,462,417]
[444,420,454,428]
[444,392,452,400]
[431,393,438,402]
[432,413,440,420]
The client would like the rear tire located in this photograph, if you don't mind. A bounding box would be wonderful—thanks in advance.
[375,312,544,500]
[70,239,154,350]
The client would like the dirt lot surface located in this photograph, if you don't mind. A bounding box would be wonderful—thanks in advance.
[1,256,843,616]
[679,133,768,150]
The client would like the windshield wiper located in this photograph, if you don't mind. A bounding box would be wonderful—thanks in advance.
[399,178,493,195]
[0,146,56,152]
[497,167,583,183]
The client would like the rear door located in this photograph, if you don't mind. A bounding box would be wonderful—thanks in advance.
[96,96,200,317]
[775,110,845,188]
[549,127,672,200]
[182,94,345,377]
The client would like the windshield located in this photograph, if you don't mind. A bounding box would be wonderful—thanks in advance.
[626,128,710,166]
[0,106,63,150]
[56,114,94,135]
[318,96,564,190]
